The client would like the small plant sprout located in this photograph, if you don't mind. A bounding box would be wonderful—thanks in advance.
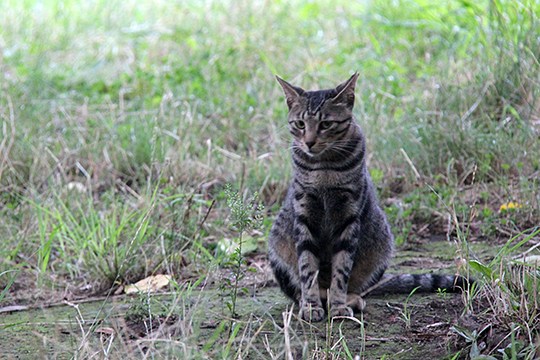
[436,287,448,299]
[400,286,420,330]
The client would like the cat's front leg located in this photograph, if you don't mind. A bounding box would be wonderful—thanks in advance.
[295,219,324,322]
[297,250,324,321]
[328,223,359,318]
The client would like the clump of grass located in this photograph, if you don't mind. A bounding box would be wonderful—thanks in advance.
[28,188,156,287]
[463,227,540,357]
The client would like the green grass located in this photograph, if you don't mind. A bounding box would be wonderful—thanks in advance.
[1,0,539,358]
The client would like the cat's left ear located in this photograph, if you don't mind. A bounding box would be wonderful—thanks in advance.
[331,72,359,108]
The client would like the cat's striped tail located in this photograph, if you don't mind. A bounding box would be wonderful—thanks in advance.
[363,273,473,296]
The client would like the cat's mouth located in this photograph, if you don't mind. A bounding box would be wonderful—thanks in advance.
[294,141,328,157]
[304,145,327,156]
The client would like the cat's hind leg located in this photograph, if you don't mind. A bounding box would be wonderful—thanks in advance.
[268,215,302,304]
[346,293,366,313]
[320,290,365,315]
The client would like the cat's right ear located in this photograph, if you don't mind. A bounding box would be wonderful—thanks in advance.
[276,76,305,110]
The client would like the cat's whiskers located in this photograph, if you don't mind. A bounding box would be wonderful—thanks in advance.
[288,143,304,152]
[326,142,357,158]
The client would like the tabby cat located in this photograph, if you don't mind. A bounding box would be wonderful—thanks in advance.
[268,73,468,322]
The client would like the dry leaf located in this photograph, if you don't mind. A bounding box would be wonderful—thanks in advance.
[124,274,171,294]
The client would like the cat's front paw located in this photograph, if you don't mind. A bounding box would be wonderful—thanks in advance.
[299,304,325,322]
[330,305,354,318]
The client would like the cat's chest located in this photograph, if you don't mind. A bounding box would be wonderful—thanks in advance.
[296,168,355,188]
[311,171,344,186]
[298,188,356,247]
[318,189,352,212]
[297,187,356,223]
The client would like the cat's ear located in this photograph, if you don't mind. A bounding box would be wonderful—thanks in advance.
[276,76,305,110]
[331,72,359,108]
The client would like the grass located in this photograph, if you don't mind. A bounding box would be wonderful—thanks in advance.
[464,228,540,357]
[1,0,539,358]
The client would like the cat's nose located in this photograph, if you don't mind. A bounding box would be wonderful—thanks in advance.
[305,140,316,149]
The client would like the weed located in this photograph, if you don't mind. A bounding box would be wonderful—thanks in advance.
[436,287,448,299]
[125,292,152,322]
[222,184,263,320]
[466,227,540,357]
[450,324,493,359]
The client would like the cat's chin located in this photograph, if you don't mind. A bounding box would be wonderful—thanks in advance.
[304,148,327,157]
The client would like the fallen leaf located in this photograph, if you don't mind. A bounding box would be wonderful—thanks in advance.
[124,274,171,294]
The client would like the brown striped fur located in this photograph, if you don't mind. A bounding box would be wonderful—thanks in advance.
[269,74,468,322]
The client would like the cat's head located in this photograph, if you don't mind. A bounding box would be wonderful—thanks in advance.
[276,73,359,156]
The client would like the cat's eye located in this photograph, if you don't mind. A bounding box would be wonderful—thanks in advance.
[319,121,332,130]
[294,120,306,129]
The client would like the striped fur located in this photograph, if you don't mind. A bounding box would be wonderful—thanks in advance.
[362,273,471,296]
[269,74,469,322]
